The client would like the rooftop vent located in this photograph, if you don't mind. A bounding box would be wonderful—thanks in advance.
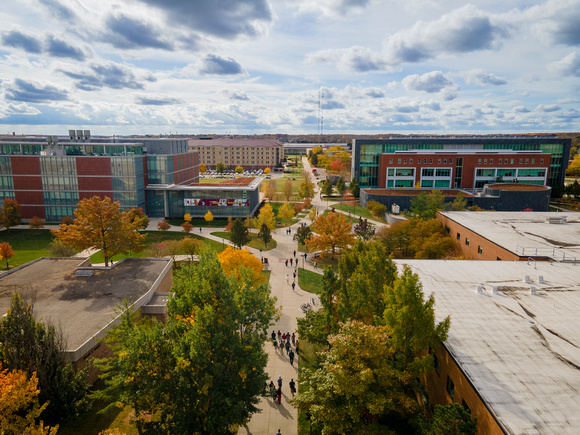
[492,285,499,294]
[525,275,532,284]
[530,286,537,295]
[546,216,567,224]
[477,284,485,294]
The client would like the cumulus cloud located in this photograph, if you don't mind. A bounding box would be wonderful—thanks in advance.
[37,0,76,21]
[296,0,372,16]
[4,79,69,103]
[306,46,389,73]
[224,90,250,101]
[104,14,173,50]
[462,69,507,86]
[366,89,385,98]
[2,31,42,53]
[199,54,245,75]
[536,104,560,112]
[138,0,273,39]
[61,63,153,91]
[548,52,580,77]
[46,35,86,60]
[533,1,580,46]
[402,71,455,93]
[135,96,181,105]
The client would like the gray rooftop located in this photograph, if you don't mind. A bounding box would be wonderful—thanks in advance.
[439,211,580,261]
[400,259,580,434]
[0,258,171,361]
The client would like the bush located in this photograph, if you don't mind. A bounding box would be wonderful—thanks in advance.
[48,240,76,257]
[367,200,387,218]
[28,216,45,229]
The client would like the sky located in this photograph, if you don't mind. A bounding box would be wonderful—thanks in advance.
[0,0,579,136]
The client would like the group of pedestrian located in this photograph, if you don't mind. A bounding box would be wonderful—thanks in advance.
[272,330,299,364]
[268,374,297,406]
[285,228,292,235]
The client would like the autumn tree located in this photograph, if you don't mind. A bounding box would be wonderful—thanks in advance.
[235,165,244,174]
[410,190,445,219]
[215,161,226,173]
[204,210,214,223]
[306,211,355,259]
[254,203,275,230]
[0,362,57,434]
[230,218,250,249]
[0,199,21,231]
[157,220,171,231]
[283,179,293,201]
[218,246,265,285]
[258,223,272,248]
[180,237,203,261]
[51,196,147,267]
[264,179,276,201]
[353,218,375,241]
[297,177,315,200]
[278,201,295,220]
[293,321,417,434]
[0,293,89,425]
[181,221,193,233]
[28,216,45,229]
[184,213,192,222]
[321,179,333,199]
[0,242,14,269]
[450,191,468,211]
[199,163,207,173]
[264,167,271,174]
[366,200,387,218]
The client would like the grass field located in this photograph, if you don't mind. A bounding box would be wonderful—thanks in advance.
[298,268,324,294]
[332,202,385,223]
[321,209,360,224]
[167,217,229,228]
[89,231,224,263]
[210,231,278,251]
[0,229,55,268]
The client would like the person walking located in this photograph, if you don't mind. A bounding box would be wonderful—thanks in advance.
[277,375,283,388]
[285,259,288,267]
[277,330,281,341]
[199,227,202,233]
[289,379,296,396]
[292,281,295,291]
[286,274,290,284]
[285,340,290,354]
[270,381,276,401]
[295,340,300,355]
[279,341,285,352]
[276,387,282,405]
[291,333,296,346]
[273,339,278,352]
[314,261,317,270]
[289,349,295,366]
[276,428,282,435]
[290,258,293,267]
[271,330,276,341]
[293,271,296,280]
[286,332,291,343]
[293,250,296,258]
[281,332,286,342]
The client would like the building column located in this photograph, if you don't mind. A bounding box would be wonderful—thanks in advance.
[163,190,169,217]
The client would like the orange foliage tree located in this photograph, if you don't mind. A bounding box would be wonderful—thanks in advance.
[218,246,265,285]
[306,211,356,259]
[51,196,147,267]
[28,216,45,229]
[181,221,193,233]
[0,242,14,269]
[158,220,171,231]
[0,362,57,434]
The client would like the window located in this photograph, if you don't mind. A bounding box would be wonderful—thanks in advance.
[497,257,502,261]
[398,158,402,164]
[531,158,535,164]
[525,158,529,164]
[429,347,440,375]
[499,158,502,164]
[478,158,482,164]
[424,159,427,164]
[462,399,471,414]
[422,168,434,177]
[443,159,447,164]
[456,233,461,240]
[429,159,432,164]
[540,158,544,164]
[445,225,450,234]
[389,159,393,164]
[519,158,523,164]
[478,245,483,254]
[409,158,413,164]
[490,159,493,164]
[465,238,470,246]
[446,376,455,400]
[403,158,407,164]
[449,158,453,164]
[438,159,441,164]
[484,159,487,164]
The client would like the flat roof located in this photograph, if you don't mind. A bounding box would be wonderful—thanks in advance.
[363,188,474,197]
[189,138,283,147]
[0,258,171,360]
[147,177,262,191]
[400,259,580,434]
[439,211,580,260]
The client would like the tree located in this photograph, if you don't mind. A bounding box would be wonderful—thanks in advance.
[297,177,315,200]
[181,221,193,233]
[29,216,45,229]
[0,293,89,426]
[264,167,271,174]
[199,163,207,173]
[258,223,272,248]
[353,218,375,241]
[184,213,192,222]
[157,220,171,231]
[350,178,360,198]
[180,237,203,261]
[425,404,478,435]
[383,266,450,376]
[306,211,356,259]
[235,165,244,174]
[293,321,417,434]
[218,246,265,285]
[278,202,295,220]
[0,362,57,435]
[410,190,445,219]
[215,161,226,173]
[204,210,214,223]
[0,199,21,231]
[567,154,580,176]
[51,196,146,267]
[450,191,467,211]
[61,215,74,225]
[47,239,76,257]
[328,157,347,173]
[295,224,312,245]
[321,179,333,199]
[264,179,276,201]
[283,179,293,201]
[0,242,14,269]
[308,208,318,221]
[335,177,347,197]
[366,200,387,218]
[230,218,250,249]
[309,152,319,166]
[254,203,275,230]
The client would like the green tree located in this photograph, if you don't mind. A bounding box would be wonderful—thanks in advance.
[425,404,478,435]
[0,199,21,231]
[309,152,318,166]
[230,218,250,249]
[366,200,387,218]
[215,161,226,174]
[321,179,333,198]
[350,178,360,198]
[254,203,275,230]
[0,293,89,426]
[450,191,467,211]
[278,201,295,220]
[295,225,312,245]
[336,177,346,197]
[47,239,76,257]
[293,321,417,434]
[258,223,272,248]
[383,266,450,376]
[410,190,445,219]
[297,177,315,200]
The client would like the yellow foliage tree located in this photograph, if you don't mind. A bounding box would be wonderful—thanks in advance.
[278,202,295,220]
[264,167,271,174]
[263,180,276,201]
[0,362,57,434]
[306,211,356,259]
[199,163,207,173]
[254,203,275,230]
[184,213,192,222]
[204,211,214,223]
[218,246,265,285]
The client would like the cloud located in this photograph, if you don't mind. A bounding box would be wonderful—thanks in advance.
[536,104,560,112]
[135,96,181,105]
[2,31,42,53]
[104,14,173,50]
[384,5,509,64]
[402,71,455,93]
[46,35,86,60]
[462,69,507,86]
[534,2,580,46]
[61,63,151,91]
[366,89,385,98]
[306,46,389,73]
[4,79,69,103]
[513,105,530,113]
[37,0,76,21]
[199,54,245,75]
[548,52,580,77]
[138,0,273,39]
[322,100,345,110]
[222,90,250,101]
[296,0,372,16]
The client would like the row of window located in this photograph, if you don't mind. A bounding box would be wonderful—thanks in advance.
[389,157,454,165]
[475,168,546,178]
[478,157,544,165]
[456,232,483,254]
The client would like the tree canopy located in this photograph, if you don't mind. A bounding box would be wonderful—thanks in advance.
[254,203,275,230]
[410,190,445,219]
[306,211,355,259]
[230,218,250,249]
[278,201,295,219]
[0,199,21,231]
[258,223,272,248]
[297,177,315,200]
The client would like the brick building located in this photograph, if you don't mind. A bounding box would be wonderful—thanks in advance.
[189,138,284,170]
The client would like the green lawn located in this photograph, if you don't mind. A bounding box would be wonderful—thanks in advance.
[298,268,324,294]
[90,231,224,263]
[332,202,386,223]
[0,229,55,268]
[210,231,278,251]
[322,209,360,224]
[167,217,229,228]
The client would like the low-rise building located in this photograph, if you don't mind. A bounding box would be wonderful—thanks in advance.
[189,138,284,170]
